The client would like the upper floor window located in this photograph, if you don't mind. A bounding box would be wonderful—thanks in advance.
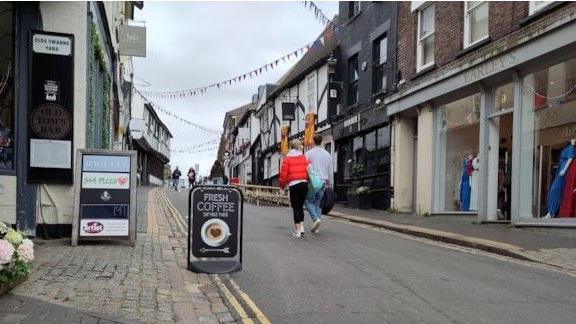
[373,35,388,93]
[349,1,360,19]
[416,4,435,72]
[529,1,553,15]
[464,1,489,48]
[347,54,359,106]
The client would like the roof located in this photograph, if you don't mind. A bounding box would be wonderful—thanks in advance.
[145,103,174,138]
[269,16,340,99]
[222,102,253,129]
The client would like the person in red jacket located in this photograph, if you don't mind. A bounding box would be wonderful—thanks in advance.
[279,139,309,238]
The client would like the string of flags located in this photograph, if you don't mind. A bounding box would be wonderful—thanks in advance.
[152,102,222,135]
[301,1,339,32]
[171,138,220,153]
[171,146,219,155]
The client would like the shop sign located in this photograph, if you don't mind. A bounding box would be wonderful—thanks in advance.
[282,102,296,121]
[72,150,137,246]
[463,54,517,83]
[28,31,74,183]
[188,185,243,273]
[118,25,146,57]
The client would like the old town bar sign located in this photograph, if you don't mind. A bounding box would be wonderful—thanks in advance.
[28,31,74,183]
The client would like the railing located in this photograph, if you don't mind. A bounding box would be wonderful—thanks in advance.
[235,184,290,207]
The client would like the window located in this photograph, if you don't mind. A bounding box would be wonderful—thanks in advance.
[347,54,359,106]
[377,126,390,149]
[0,2,14,171]
[416,4,435,71]
[349,1,360,19]
[307,74,316,113]
[373,35,388,93]
[464,1,489,48]
[529,1,553,15]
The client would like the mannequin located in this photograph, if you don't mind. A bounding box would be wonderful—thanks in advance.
[559,138,576,217]
[545,139,576,218]
[469,155,480,211]
[460,154,473,211]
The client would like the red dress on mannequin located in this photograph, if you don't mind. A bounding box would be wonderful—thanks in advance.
[559,162,576,217]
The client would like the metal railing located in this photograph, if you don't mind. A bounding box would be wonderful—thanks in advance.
[235,184,290,207]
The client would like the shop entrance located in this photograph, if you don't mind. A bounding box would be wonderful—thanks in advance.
[487,113,513,221]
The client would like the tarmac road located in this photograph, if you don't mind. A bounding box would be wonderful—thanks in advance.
[165,189,576,324]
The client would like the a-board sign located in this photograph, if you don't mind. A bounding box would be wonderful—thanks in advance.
[71,150,137,246]
[28,31,74,183]
[188,185,243,274]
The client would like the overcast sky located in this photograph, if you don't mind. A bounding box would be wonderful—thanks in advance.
[133,1,338,177]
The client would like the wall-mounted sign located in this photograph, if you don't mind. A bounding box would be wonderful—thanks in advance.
[282,102,296,121]
[28,31,74,183]
[118,25,146,57]
[72,150,137,246]
[188,185,243,273]
[344,115,359,128]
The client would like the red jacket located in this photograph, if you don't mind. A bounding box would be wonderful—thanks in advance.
[279,152,309,189]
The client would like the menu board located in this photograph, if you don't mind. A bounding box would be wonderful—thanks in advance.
[72,150,137,246]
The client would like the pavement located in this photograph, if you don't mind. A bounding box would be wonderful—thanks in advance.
[330,205,576,272]
[164,189,576,324]
[0,186,237,324]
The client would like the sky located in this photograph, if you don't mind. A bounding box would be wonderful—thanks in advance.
[133,1,338,176]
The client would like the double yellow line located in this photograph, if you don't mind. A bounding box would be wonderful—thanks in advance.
[157,189,272,324]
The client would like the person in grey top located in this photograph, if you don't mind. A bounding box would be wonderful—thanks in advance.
[305,134,333,234]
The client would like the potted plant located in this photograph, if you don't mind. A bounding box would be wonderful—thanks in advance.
[351,162,365,179]
[347,185,372,209]
[0,222,34,295]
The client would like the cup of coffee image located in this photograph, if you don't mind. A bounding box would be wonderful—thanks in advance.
[200,219,231,247]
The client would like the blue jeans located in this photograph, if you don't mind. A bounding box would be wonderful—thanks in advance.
[172,179,179,191]
[305,185,325,222]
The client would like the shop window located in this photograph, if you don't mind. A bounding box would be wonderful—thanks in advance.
[365,131,377,175]
[416,4,435,72]
[353,135,364,166]
[494,82,515,112]
[347,54,359,106]
[464,1,489,48]
[0,3,14,171]
[437,94,481,212]
[519,57,576,219]
[377,126,390,148]
[373,35,388,93]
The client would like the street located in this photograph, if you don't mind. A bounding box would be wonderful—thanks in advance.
[164,189,576,324]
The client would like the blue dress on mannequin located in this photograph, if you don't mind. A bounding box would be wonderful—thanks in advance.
[460,159,471,211]
[547,144,575,217]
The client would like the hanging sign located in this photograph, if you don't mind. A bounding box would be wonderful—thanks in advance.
[28,31,74,183]
[72,150,137,246]
[118,25,146,57]
[188,185,243,273]
[282,102,296,121]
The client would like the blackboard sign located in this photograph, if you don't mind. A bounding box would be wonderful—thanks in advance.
[28,31,74,183]
[188,185,243,273]
[72,150,137,246]
[282,102,296,121]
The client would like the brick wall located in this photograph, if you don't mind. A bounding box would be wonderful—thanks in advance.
[395,1,575,87]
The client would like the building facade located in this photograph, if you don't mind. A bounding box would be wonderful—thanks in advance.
[388,1,576,226]
[0,2,144,237]
[331,1,397,209]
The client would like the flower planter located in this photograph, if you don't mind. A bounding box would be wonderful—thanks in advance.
[0,275,27,296]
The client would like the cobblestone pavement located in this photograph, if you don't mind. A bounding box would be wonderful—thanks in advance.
[7,188,236,324]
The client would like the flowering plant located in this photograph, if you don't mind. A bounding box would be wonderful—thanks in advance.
[0,223,33,286]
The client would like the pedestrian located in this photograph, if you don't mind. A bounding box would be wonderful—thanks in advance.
[279,139,309,238]
[305,134,333,234]
[172,167,181,191]
[209,160,225,185]
[188,167,196,188]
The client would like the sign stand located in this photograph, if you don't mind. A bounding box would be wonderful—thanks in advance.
[72,149,137,246]
[188,185,243,273]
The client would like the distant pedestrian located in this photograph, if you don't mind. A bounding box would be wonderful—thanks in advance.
[279,139,309,238]
[172,167,181,191]
[305,134,333,234]
[188,167,196,188]
[209,160,225,185]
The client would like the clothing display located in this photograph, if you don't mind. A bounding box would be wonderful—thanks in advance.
[547,144,575,217]
[469,156,480,211]
[559,154,576,218]
[460,159,472,211]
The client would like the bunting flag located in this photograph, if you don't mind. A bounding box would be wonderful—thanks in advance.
[171,138,220,153]
[171,146,220,155]
[301,1,339,33]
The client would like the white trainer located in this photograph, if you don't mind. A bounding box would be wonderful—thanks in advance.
[311,220,321,234]
[292,231,301,238]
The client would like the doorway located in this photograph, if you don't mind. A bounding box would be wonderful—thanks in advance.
[487,112,513,221]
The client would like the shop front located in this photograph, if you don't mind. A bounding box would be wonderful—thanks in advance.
[333,106,391,210]
[387,17,576,226]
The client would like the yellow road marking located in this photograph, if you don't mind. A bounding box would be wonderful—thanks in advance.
[228,278,272,324]
[212,275,255,324]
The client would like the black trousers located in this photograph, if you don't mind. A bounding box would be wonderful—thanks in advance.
[289,182,308,224]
